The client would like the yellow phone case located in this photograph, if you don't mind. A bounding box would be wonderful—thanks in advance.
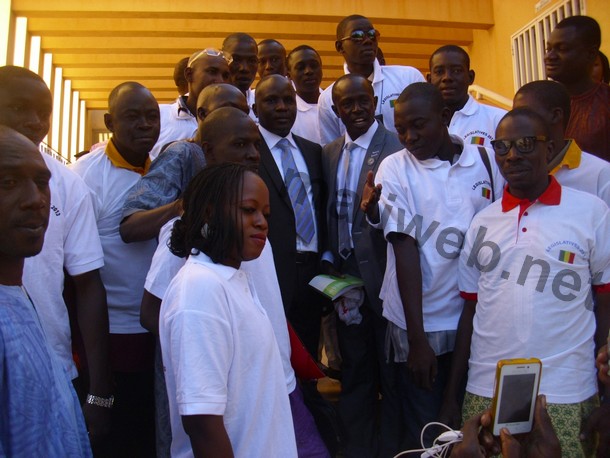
[490,358,542,434]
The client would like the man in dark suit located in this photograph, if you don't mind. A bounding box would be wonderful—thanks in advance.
[321,74,403,458]
[253,74,326,358]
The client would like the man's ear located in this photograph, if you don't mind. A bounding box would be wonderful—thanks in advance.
[252,102,258,118]
[197,107,206,122]
[426,72,432,83]
[104,113,114,132]
[184,66,194,84]
[335,40,343,54]
[550,107,563,127]
[373,95,378,111]
[468,69,475,85]
[202,142,216,163]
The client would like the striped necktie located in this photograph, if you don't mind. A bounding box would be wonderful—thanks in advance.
[277,138,315,244]
[338,142,356,259]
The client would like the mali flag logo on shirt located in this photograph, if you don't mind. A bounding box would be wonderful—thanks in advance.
[559,250,576,264]
[481,187,491,199]
[470,136,485,146]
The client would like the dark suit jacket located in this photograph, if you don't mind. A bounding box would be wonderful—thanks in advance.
[322,122,402,316]
[258,131,325,310]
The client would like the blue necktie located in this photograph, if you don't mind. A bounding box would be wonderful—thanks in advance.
[338,142,356,259]
[277,138,315,244]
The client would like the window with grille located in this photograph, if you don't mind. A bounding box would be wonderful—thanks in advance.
[511,0,585,91]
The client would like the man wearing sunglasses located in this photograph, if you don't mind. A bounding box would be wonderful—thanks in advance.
[449,108,610,456]
[318,14,424,146]
[513,80,610,207]
[149,48,230,160]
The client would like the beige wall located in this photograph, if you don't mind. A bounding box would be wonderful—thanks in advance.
[469,0,609,100]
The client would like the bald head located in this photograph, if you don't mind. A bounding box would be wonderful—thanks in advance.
[107,81,151,113]
[254,75,297,136]
[332,73,374,103]
[105,82,160,160]
[200,107,261,168]
[513,80,571,131]
[185,50,230,104]
[196,83,249,121]
[0,125,42,155]
[331,74,376,140]
[396,82,446,112]
[0,126,51,264]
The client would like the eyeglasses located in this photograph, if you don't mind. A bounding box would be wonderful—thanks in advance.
[338,29,380,43]
[188,49,226,67]
[491,136,548,156]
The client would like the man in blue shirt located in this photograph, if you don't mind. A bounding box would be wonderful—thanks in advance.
[0,126,91,457]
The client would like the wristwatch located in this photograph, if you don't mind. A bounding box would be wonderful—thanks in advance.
[86,393,115,408]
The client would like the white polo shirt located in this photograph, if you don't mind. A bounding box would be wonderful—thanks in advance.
[449,95,506,148]
[149,96,197,160]
[23,153,105,379]
[292,93,322,145]
[145,217,296,394]
[551,140,610,207]
[160,252,297,458]
[318,59,424,145]
[71,147,157,334]
[375,137,503,332]
[459,178,610,403]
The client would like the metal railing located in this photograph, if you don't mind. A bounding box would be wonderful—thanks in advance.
[39,142,70,165]
[469,85,513,110]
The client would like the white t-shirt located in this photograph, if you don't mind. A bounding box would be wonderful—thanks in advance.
[448,95,507,148]
[459,181,610,403]
[246,88,257,122]
[160,252,297,458]
[552,141,610,207]
[71,148,157,334]
[149,97,197,160]
[145,218,296,393]
[318,59,424,145]
[23,153,105,379]
[375,138,503,332]
[292,94,321,145]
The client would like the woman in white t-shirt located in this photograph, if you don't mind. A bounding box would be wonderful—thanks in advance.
[159,163,297,458]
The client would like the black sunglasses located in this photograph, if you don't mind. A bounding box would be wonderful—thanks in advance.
[338,29,380,43]
[491,136,548,156]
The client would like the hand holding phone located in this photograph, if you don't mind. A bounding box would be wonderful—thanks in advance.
[490,358,542,436]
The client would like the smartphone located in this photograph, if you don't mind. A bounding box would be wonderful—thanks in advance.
[490,358,542,436]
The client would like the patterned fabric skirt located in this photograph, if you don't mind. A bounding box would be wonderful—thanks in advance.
[462,391,599,457]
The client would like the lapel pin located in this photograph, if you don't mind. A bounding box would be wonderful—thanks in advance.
[367,151,380,166]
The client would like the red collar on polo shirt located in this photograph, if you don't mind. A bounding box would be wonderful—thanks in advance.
[501,176,561,221]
